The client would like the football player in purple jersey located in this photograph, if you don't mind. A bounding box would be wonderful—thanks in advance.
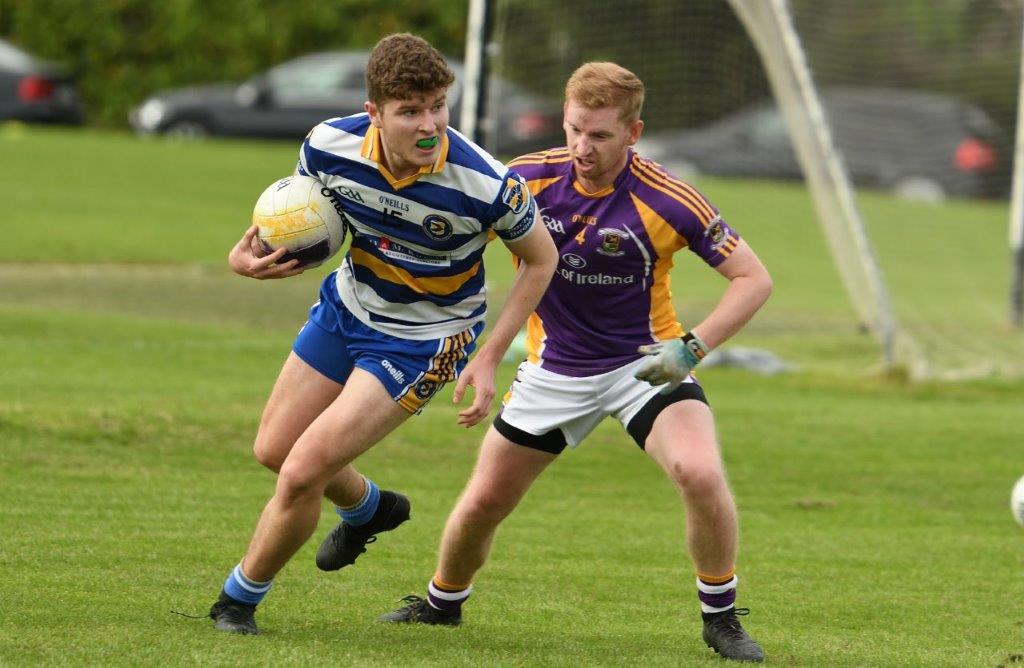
[382,62,772,663]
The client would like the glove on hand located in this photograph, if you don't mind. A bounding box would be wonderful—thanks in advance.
[634,332,710,393]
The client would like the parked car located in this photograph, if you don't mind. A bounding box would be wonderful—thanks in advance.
[635,87,1008,201]
[129,50,563,156]
[0,37,82,124]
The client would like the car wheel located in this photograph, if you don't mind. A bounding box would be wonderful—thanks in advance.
[164,120,209,140]
[892,177,946,203]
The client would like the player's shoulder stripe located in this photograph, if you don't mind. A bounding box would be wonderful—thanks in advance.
[323,112,372,136]
[443,126,504,180]
[308,115,370,158]
[632,155,716,220]
[629,163,710,227]
[629,155,715,224]
[507,147,571,167]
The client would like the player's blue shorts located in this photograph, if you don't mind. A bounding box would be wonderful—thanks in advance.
[293,273,484,414]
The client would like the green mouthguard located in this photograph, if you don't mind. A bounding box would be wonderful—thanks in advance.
[416,137,439,149]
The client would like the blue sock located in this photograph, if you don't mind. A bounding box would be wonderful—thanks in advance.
[338,477,380,526]
[222,563,272,605]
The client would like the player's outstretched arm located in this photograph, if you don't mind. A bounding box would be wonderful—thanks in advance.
[228,224,305,280]
[454,221,557,427]
[636,239,772,391]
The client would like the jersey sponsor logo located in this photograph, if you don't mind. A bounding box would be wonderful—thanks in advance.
[422,214,453,240]
[557,267,636,285]
[381,359,406,384]
[502,175,528,214]
[539,208,565,235]
[705,215,729,250]
[376,236,451,266]
[561,252,587,269]
[335,184,364,204]
[596,227,627,257]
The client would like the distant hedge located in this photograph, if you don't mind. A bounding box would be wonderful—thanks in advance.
[0,0,467,126]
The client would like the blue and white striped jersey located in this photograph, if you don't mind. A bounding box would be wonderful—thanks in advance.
[298,113,536,340]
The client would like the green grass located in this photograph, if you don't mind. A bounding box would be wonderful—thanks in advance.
[2,126,1023,666]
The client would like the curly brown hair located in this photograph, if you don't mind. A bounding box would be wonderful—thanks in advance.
[565,62,645,125]
[366,33,455,106]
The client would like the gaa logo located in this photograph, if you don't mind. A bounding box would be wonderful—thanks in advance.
[422,214,453,240]
[414,379,438,400]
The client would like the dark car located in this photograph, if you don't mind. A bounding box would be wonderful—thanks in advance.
[635,87,1008,201]
[0,37,82,124]
[129,50,563,156]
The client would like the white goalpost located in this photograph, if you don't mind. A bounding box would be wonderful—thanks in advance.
[726,0,906,373]
[1009,2,1024,329]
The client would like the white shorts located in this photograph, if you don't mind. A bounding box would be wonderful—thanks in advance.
[495,357,707,453]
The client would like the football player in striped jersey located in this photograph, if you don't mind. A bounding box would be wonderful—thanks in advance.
[382,62,772,663]
[210,33,557,635]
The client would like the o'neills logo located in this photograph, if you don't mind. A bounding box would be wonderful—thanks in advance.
[321,187,347,218]
[381,359,405,384]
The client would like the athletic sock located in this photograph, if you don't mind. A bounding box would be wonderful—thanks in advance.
[338,477,380,527]
[696,570,737,614]
[222,562,273,606]
[427,575,472,614]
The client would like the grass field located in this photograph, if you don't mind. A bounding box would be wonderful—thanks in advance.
[2,126,1023,666]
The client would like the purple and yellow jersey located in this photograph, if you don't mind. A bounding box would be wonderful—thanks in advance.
[298,113,535,340]
[508,147,740,377]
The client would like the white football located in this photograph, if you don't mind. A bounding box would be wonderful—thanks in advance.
[252,175,347,269]
[1012,475,1024,527]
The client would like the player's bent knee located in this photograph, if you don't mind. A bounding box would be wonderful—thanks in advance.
[275,461,327,505]
[459,489,517,525]
[252,438,286,473]
[670,460,725,497]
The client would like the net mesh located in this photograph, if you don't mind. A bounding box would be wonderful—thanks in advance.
[485,0,1024,379]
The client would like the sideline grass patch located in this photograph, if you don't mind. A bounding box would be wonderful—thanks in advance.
[2,127,1023,665]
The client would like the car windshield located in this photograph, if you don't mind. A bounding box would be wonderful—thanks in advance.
[745,107,789,146]
[265,54,365,99]
[0,38,37,71]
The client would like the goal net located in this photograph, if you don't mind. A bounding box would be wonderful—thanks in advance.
[479,0,1024,379]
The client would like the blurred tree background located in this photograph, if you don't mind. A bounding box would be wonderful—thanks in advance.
[0,0,468,126]
[1,0,1020,135]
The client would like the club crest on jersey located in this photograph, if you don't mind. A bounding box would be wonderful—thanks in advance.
[597,227,627,257]
[502,176,528,214]
[422,214,453,240]
[414,379,438,400]
[705,215,729,250]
